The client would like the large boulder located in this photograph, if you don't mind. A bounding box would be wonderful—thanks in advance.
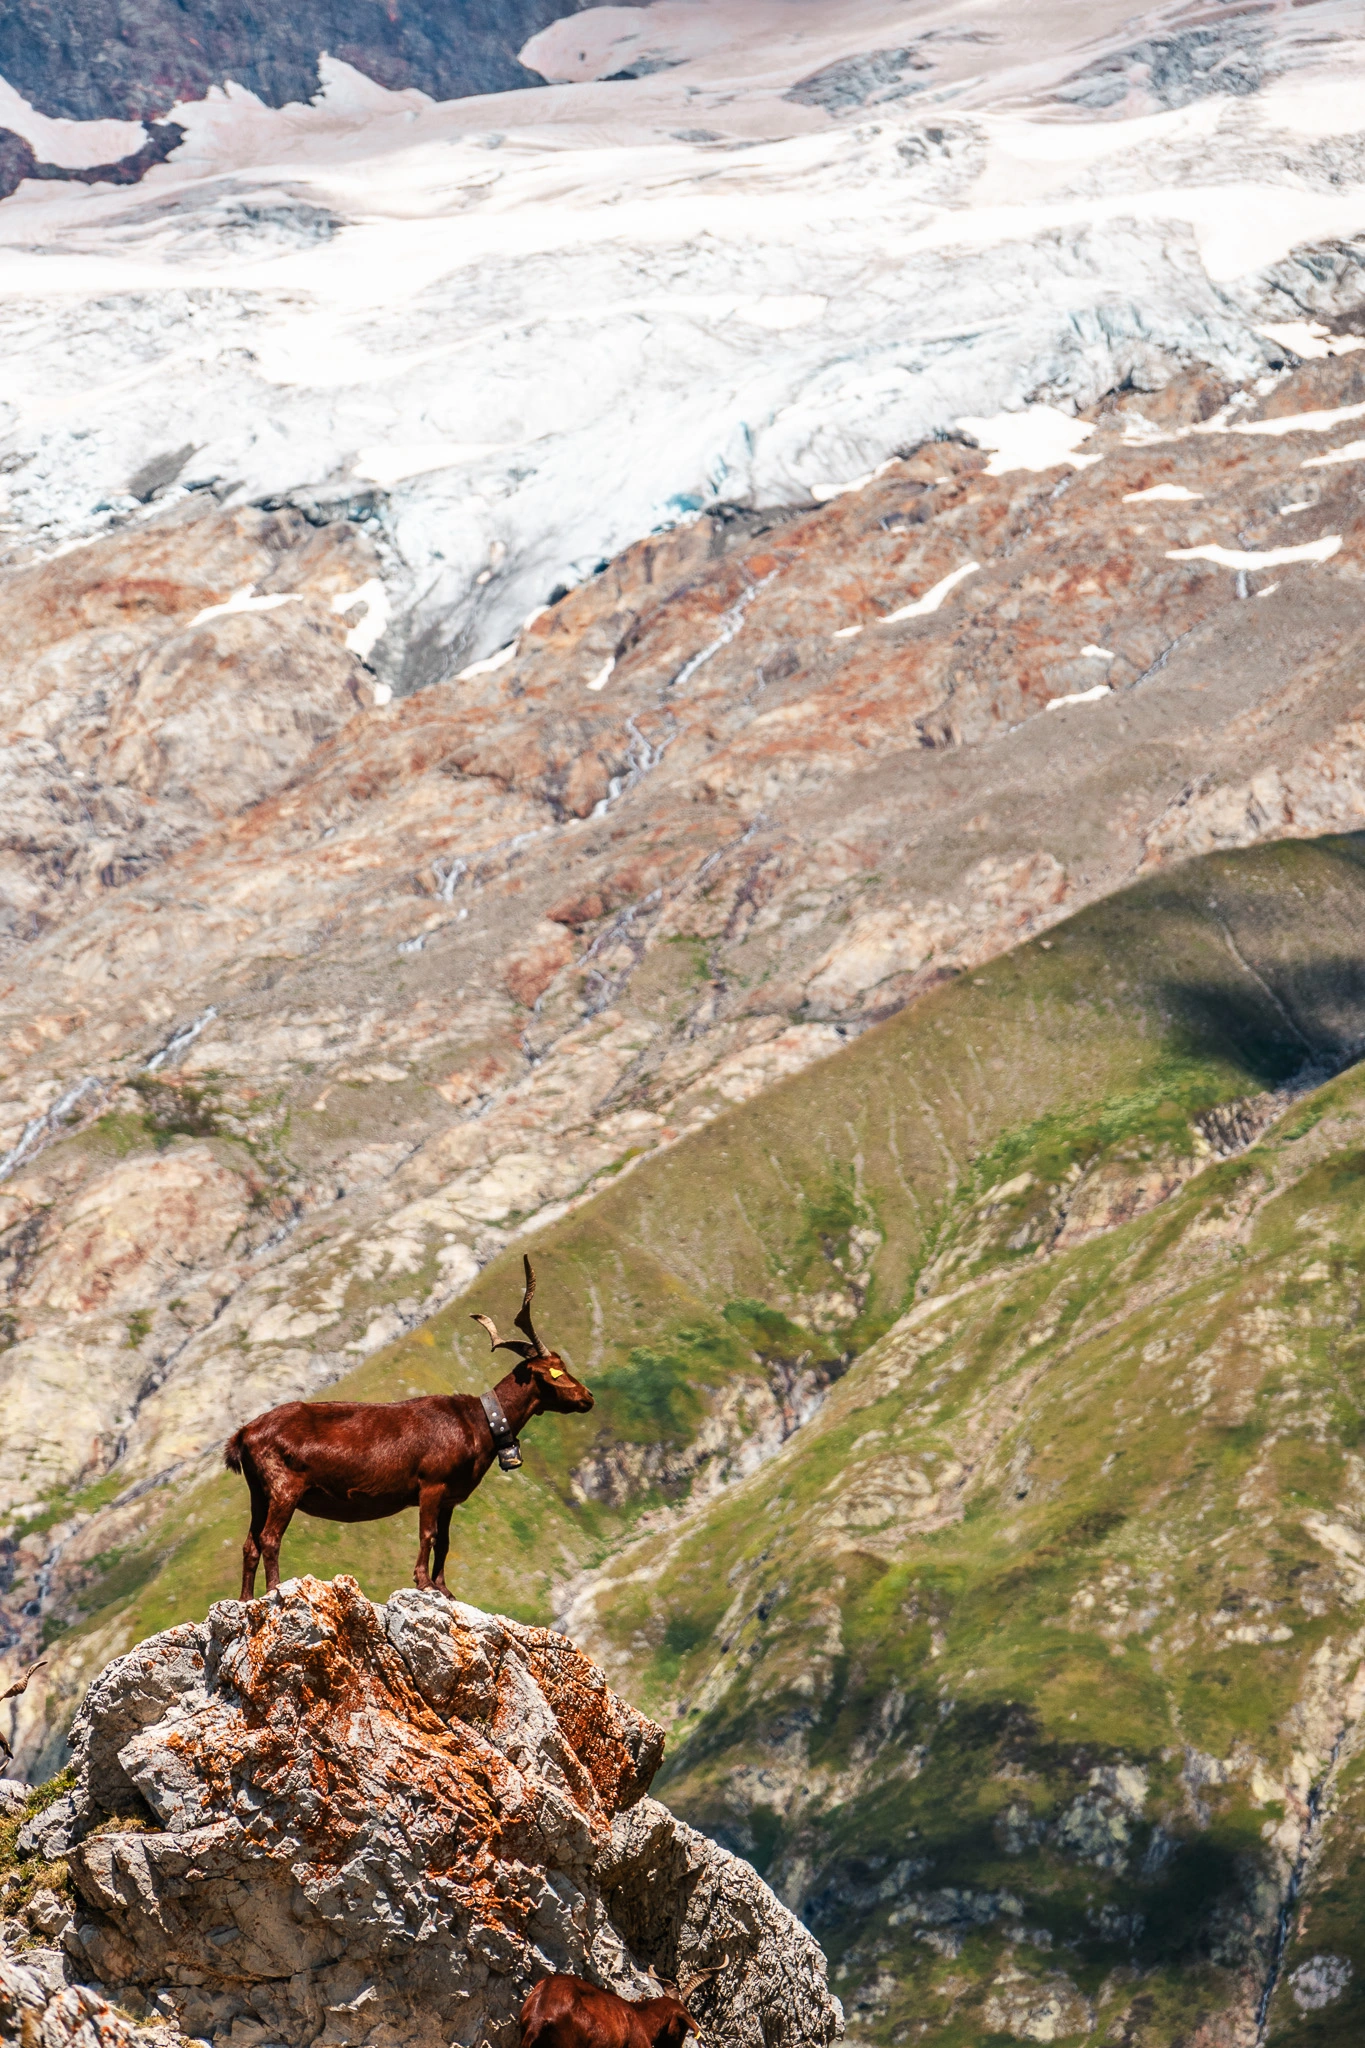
[5,1575,842,2048]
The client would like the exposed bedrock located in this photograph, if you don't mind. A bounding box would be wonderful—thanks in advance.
[0,1574,841,2048]
[0,2,615,123]
[7,352,1365,1743]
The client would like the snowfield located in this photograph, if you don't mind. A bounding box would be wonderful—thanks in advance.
[0,0,1363,682]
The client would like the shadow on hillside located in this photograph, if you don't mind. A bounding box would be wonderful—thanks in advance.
[800,1813,1261,1981]
[1160,954,1365,1091]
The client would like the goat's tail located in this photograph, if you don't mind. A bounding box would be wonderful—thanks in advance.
[224,1429,245,1475]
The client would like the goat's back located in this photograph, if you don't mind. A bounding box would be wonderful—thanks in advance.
[236,1394,469,1464]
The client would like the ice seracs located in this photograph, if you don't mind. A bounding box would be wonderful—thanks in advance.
[0,4,1361,672]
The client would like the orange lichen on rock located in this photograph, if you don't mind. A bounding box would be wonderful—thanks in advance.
[18,1575,834,2048]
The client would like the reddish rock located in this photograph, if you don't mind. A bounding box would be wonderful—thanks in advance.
[13,1576,840,2048]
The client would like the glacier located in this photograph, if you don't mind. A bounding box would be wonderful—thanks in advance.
[0,0,1362,686]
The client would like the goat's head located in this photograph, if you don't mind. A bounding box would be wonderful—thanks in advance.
[649,1956,726,2045]
[471,1255,594,1414]
[648,2001,699,2048]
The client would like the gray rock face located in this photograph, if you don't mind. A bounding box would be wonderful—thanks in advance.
[783,45,935,114]
[0,1,612,124]
[11,1574,841,2048]
[0,1946,177,2048]
[1056,23,1268,112]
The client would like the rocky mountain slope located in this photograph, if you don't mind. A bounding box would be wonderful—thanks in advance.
[0,1573,841,2047]
[4,7,1365,2042]
[6,341,1365,1627]
[12,829,1365,2041]
[9,819,1365,2026]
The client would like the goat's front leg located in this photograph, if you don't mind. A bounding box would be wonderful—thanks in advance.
[431,1495,456,1598]
[415,1484,453,1595]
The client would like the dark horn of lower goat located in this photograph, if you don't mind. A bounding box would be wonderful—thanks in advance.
[0,1658,47,1762]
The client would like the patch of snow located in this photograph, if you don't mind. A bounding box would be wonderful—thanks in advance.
[880,561,981,624]
[458,641,518,680]
[1257,582,1280,598]
[1081,645,1116,659]
[587,657,616,691]
[1303,439,1365,469]
[1048,683,1112,709]
[372,681,394,706]
[811,457,897,504]
[1123,483,1203,502]
[1257,321,1365,362]
[1205,398,1365,439]
[1166,537,1342,570]
[189,584,302,626]
[958,406,1101,475]
[0,76,147,170]
[331,578,390,660]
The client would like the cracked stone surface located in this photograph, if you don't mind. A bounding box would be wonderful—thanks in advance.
[1,1574,841,2048]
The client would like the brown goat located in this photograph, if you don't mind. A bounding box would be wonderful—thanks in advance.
[224,1256,592,1598]
[519,1966,720,2048]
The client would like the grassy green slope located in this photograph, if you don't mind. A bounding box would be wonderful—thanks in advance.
[45,835,1365,1672]
[25,837,1365,2048]
[570,1051,1365,2042]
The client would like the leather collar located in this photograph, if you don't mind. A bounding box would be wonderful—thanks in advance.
[480,1389,522,1471]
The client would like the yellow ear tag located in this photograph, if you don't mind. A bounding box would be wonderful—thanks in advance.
[548,1367,564,1378]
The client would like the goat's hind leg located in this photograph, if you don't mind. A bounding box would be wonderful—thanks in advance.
[239,1465,270,1600]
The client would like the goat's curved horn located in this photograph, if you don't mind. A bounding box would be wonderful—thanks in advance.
[513,1254,549,1358]
[0,1659,46,1704]
[678,1955,728,2003]
[470,1313,502,1350]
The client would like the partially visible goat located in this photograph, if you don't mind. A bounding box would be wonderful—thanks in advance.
[519,1962,722,2048]
[224,1256,591,1598]
[0,1659,45,1763]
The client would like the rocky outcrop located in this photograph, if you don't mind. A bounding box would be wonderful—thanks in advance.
[1,1947,178,2048]
[1,1575,841,2048]
[0,2,601,123]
